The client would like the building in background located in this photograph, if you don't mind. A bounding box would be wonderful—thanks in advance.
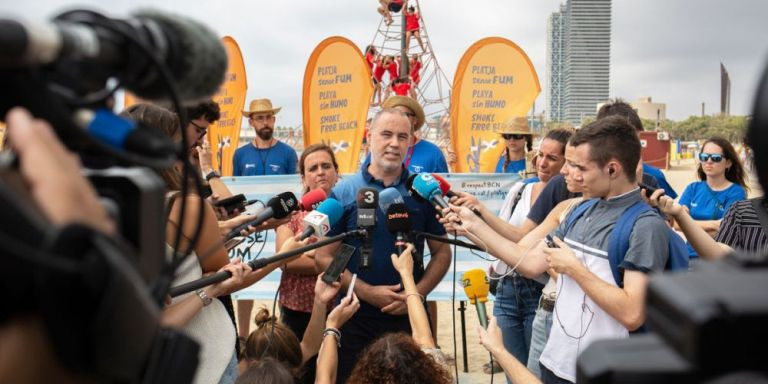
[561,0,612,126]
[721,62,731,116]
[546,4,566,122]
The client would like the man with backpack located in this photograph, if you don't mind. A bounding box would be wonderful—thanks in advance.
[535,116,674,383]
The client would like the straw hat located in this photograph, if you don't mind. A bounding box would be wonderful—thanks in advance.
[494,116,534,135]
[242,98,281,117]
[381,95,425,130]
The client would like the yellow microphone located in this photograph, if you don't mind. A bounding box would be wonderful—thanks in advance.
[462,268,490,328]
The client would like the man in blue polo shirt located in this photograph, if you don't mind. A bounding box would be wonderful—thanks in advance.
[316,108,451,383]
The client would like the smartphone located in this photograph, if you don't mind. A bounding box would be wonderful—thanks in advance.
[346,273,357,299]
[545,234,559,248]
[322,244,356,284]
[214,194,246,214]
[639,182,663,196]
[223,236,246,251]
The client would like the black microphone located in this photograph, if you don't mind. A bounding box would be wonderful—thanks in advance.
[0,9,227,102]
[387,203,422,272]
[224,192,297,240]
[356,187,378,270]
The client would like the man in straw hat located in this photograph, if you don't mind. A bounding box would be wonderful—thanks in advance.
[495,116,536,178]
[233,98,298,177]
[380,95,449,174]
[232,98,298,341]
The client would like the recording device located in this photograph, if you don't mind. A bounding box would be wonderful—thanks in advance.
[379,187,405,211]
[357,187,378,270]
[214,194,246,214]
[406,173,427,203]
[224,192,298,241]
[299,188,328,211]
[430,173,458,199]
[462,268,490,328]
[639,182,662,196]
[346,273,357,299]
[299,198,344,241]
[387,202,412,252]
[322,244,357,284]
[545,234,559,248]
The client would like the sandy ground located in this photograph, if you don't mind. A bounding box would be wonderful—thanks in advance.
[238,159,760,382]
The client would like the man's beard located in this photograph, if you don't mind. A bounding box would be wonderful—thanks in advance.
[257,127,273,141]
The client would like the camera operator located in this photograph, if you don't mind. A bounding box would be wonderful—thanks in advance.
[0,107,116,383]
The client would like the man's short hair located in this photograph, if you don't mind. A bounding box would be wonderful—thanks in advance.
[185,101,221,123]
[370,108,409,131]
[570,115,641,182]
[596,99,643,132]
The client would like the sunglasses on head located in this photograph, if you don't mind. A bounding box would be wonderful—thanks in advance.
[502,133,526,140]
[699,153,724,163]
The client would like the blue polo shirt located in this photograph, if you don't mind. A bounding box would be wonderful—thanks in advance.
[678,180,746,257]
[328,157,446,316]
[232,141,298,176]
[643,163,678,199]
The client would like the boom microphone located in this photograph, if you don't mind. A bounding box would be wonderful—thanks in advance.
[299,188,327,211]
[299,198,343,241]
[462,268,490,328]
[225,192,297,240]
[0,9,228,102]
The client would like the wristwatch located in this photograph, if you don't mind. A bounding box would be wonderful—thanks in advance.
[204,170,220,182]
[195,289,213,306]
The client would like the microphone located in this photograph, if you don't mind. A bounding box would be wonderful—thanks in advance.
[430,173,458,199]
[299,198,343,241]
[405,173,427,203]
[378,187,404,213]
[0,9,227,102]
[410,173,450,210]
[462,268,490,328]
[225,192,298,240]
[356,187,378,270]
[386,203,411,255]
[76,108,178,161]
[299,188,328,211]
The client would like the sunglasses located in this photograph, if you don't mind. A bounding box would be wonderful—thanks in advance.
[699,153,724,163]
[502,133,527,140]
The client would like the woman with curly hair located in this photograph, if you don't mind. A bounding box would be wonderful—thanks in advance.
[316,245,452,384]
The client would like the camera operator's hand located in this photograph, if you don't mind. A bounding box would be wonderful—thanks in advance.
[6,108,115,235]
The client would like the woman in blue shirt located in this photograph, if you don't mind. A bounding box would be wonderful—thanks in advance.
[495,116,534,177]
[678,137,748,256]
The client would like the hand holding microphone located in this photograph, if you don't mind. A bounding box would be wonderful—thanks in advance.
[224,191,298,240]
[463,268,491,328]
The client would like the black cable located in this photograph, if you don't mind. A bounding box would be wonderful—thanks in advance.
[451,230,459,384]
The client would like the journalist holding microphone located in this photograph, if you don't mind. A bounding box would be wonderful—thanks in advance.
[315,108,451,383]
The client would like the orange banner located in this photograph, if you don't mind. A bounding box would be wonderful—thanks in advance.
[450,37,541,173]
[303,36,373,174]
[211,36,248,176]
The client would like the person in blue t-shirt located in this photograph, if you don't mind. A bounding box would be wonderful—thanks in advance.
[678,137,748,257]
[494,116,534,177]
[232,98,298,176]
[315,108,451,383]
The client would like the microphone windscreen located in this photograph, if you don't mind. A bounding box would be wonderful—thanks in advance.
[386,203,411,234]
[356,187,379,209]
[431,173,452,196]
[406,173,427,203]
[378,187,404,213]
[462,268,490,303]
[411,173,441,201]
[300,188,328,211]
[268,191,298,219]
[131,10,227,102]
[315,198,344,225]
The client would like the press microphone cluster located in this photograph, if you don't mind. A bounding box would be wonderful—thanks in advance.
[462,268,491,328]
[224,192,299,241]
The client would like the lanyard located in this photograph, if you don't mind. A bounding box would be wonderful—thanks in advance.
[404,137,417,169]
